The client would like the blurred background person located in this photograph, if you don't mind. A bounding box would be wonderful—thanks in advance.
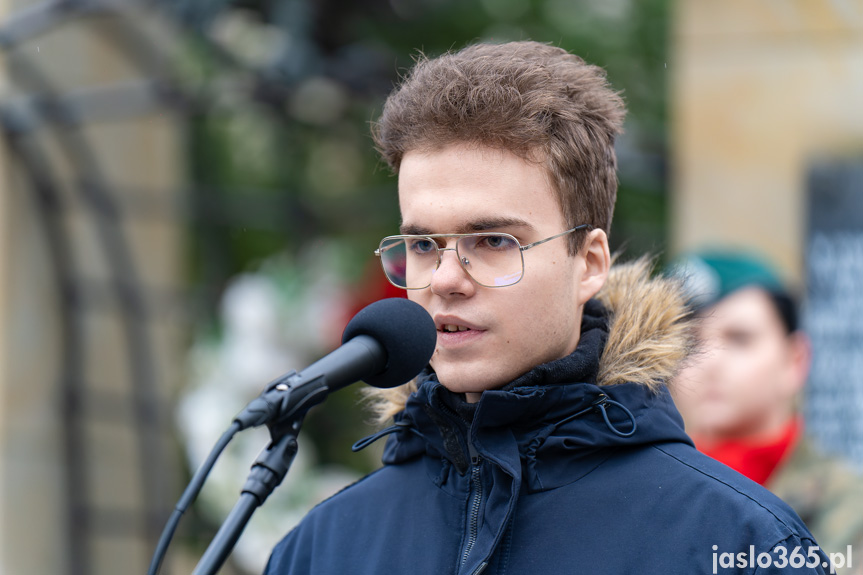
[670,250,863,567]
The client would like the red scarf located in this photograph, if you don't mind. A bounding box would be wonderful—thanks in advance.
[694,418,802,485]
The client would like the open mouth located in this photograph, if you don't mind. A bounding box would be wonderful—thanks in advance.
[441,324,471,333]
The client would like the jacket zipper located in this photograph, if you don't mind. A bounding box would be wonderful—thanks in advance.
[461,440,484,573]
[434,399,487,574]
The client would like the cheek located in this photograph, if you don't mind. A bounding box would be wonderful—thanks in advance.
[717,359,759,401]
[514,277,580,351]
[720,350,784,408]
[670,383,701,417]
[525,260,579,309]
[724,347,775,385]
[407,290,432,309]
[673,368,706,400]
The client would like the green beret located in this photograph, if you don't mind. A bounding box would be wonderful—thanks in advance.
[669,250,787,309]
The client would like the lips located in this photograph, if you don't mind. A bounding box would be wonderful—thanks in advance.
[433,316,485,348]
[434,315,483,333]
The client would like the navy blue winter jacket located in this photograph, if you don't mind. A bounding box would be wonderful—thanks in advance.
[265,266,831,575]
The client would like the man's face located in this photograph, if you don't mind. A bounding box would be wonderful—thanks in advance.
[672,287,808,441]
[397,144,606,401]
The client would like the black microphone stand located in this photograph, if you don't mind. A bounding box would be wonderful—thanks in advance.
[192,417,303,575]
[192,367,332,575]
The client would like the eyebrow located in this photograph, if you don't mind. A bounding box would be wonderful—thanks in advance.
[399,216,534,235]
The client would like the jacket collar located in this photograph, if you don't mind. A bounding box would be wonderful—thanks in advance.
[380,376,692,493]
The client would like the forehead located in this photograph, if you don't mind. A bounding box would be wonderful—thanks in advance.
[396,144,564,232]
[701,287,784,333]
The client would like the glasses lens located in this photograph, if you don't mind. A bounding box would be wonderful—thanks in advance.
[458,234,524,287]
[379,237,439,289]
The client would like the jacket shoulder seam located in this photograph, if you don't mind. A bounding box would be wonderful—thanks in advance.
[650,443,813,548]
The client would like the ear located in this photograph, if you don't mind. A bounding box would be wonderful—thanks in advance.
[577,228,611,305]
[785,330,812,395]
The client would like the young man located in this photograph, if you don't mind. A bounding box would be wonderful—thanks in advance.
[265,42,832,574]
[670,250,863,571]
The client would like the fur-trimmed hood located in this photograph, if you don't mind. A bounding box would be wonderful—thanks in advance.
[363,256,693,424]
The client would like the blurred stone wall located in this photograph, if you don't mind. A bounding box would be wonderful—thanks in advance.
[671,0,863,281]
[0,2,185,573]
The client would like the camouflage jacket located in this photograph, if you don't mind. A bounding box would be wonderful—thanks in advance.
[769,437,863,574]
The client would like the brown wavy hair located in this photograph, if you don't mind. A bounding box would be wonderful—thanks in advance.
[371,40,626,253]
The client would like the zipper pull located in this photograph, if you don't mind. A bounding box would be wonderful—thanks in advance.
[467,436,480,466]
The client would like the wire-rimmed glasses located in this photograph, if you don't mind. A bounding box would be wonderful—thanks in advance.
[375,224,591,289]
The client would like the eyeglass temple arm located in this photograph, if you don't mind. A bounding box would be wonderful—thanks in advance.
[519,224,592,251]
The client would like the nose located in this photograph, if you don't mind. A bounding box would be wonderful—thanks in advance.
[430,246,475,297]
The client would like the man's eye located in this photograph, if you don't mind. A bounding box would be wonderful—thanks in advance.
[408,239,437,254]
[478,235,518,250]
[725,331,755,348]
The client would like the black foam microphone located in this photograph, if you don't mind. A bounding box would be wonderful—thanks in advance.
[233,297,436,430]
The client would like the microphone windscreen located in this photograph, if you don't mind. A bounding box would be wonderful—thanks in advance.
[341,298,436,388]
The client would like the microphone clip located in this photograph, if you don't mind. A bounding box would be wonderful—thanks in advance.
[233,370,330,432]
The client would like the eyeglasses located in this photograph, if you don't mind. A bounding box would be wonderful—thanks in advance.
[375,224,591,290]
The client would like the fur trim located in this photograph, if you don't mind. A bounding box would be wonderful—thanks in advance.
[595,256,694,390]
[362,256,694,425]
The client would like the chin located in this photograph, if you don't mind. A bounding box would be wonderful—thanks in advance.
[698,419,740,439]
[437,377,494,395]
[433,369,509,397]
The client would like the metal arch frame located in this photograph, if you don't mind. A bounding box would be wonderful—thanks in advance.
[0,1,346,573]
[0,4,177,573]
[0,104,97,575]
[0,1,305,574]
